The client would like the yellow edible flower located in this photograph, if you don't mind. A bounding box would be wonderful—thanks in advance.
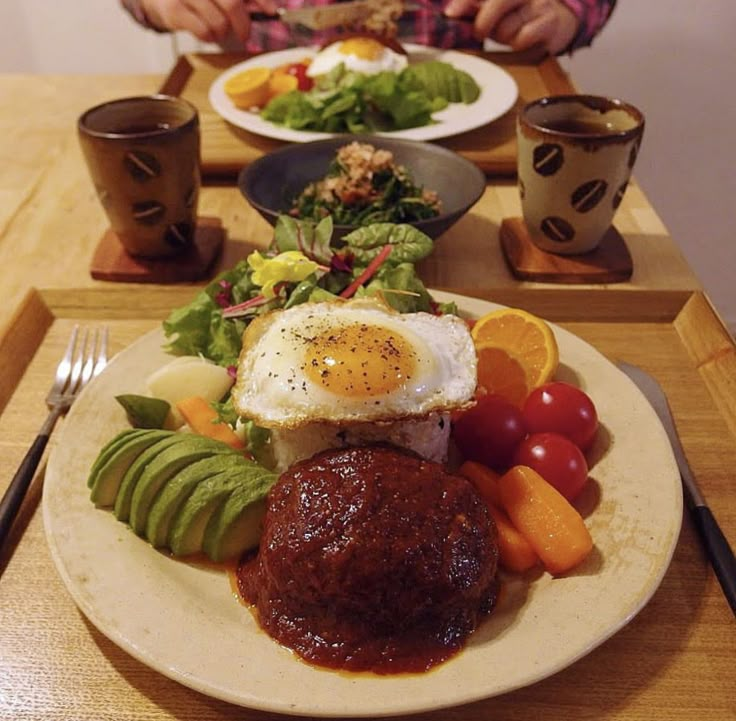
[247,250,319,299]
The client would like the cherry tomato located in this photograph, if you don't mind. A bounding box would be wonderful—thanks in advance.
[522,382,598,451]
[512,432,589,501]
[452,394,528,472]
[285,63,314,91]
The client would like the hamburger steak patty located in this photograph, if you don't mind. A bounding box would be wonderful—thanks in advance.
[237,445,499,673]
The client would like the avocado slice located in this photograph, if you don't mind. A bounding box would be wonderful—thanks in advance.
[115,394,171,429]
[168,464,270,557]
[87,429,148,489]
[128,436,237,537]
[113,434,194,522]
[202,467,277,562]
[89,429,171,506]
[145,453,249,548]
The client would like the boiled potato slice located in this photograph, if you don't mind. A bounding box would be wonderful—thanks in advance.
[146,356,233,428]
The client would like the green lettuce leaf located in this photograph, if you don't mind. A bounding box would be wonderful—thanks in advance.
[271,215,335,264]
[358,262,433,313]
[342,223,434,266]
[162,261,254,366]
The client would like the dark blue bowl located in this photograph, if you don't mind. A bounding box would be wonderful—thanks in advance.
[238,135,486,241]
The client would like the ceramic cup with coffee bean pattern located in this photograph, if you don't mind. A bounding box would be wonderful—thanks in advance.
[78,95,200,258]
[517,95,644,255]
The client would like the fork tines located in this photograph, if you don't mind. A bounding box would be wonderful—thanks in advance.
[50,325,109,403]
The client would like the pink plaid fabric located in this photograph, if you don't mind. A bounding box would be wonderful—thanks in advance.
[122,0,615,53]
[559,0,616,50]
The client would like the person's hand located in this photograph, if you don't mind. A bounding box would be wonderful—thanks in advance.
[444,0,579,55]
[140,0,278,44]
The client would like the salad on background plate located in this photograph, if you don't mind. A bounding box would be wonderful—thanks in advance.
[209,43,518,143]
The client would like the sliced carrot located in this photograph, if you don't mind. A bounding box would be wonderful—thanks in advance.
[498,465,593,575]
[459,461,538,573]
[176,396,244,450]
[487,505,540,574]
[458,460,503,509]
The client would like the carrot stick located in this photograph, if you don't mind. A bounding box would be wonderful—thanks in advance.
[487,505,539,573]
[459,461,538,573]
[176,396,244,449]
[458,460,503,509]
[498,465,593,575]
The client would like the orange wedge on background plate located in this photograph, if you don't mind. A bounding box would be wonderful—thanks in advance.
[472,308,559,404]
[224,67,272,109]
[268,72,299,100]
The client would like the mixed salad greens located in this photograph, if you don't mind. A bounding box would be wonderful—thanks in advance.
[291,142,441,225]
[164,215,454,368]
[261,60,481,133]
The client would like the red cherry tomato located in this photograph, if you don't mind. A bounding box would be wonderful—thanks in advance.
[522,382,598,451]
[285,63,314,91]
[512,432,589,501]
[452,394,528,472]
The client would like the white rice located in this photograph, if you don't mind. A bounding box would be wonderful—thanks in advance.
[270,413,451,472]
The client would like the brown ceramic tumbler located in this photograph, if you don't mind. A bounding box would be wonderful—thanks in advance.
[517,95,645,255]
[78,95,200,258]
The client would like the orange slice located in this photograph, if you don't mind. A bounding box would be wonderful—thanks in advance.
[474,342,530,407]
[224,67,272,109]
[267,72,299,100]
[471,308,559,389]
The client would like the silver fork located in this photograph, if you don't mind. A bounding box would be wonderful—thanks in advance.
[0,325,109,552]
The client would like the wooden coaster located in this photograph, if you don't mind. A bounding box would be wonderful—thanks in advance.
[90,217,225,283]
[500,217,633,284]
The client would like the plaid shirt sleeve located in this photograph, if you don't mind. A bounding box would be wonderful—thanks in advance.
[120,0,616,54]
[559,0,617,51]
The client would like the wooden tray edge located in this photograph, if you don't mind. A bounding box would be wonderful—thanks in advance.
[675,293,736,439]
[159,54,196,96]
[0,290,54,417]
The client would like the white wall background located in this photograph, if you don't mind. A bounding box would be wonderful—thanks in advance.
[2,1,734,332]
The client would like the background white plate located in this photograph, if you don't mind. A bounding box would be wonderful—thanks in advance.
[43,292,682,717]
[208,45,519,143]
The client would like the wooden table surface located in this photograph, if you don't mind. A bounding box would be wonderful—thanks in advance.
[0,69,734,721]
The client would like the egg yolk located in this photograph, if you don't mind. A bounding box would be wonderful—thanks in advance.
[304,323,417,398]
[338,38,386,61]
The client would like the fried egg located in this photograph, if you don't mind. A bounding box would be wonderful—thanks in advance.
[232,298,477,429]
[306,37,409,78]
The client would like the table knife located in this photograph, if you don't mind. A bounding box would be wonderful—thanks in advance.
[618,361,736,616]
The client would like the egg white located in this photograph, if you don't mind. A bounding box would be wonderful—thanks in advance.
[232,298,477,429]
[306,39,409,78]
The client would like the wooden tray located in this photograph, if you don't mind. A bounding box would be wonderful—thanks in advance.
[1,286,734,720]
[159,51,575,177]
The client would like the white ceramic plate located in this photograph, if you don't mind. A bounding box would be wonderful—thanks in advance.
[43,292,682,717]
[208,45,518,143]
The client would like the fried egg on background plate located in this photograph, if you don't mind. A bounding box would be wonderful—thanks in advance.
[306,37,409,78]
[232,298,477,429]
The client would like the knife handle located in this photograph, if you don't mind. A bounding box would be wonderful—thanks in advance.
[249,12,280,21]
[691,505,736,616]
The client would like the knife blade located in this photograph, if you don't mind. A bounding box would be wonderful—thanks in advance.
[618,361,736,616]
[250,0,388,31]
